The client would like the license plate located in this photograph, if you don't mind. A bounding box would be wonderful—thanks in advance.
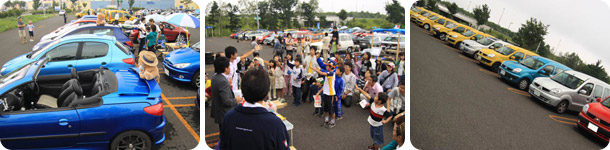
[588,122,599,132]
[164,68,169,76]
[500,70,506,75]
[533,90,541,97]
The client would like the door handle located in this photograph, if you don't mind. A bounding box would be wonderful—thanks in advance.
[67,64,73,67]
[101,62,107,65]
[58,119,69,126]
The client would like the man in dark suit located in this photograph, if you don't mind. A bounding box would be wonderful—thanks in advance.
[211,56,243,130]
[220,67,290,150]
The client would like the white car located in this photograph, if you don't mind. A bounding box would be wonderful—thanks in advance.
[59,10,66,15]
[381,35,406,52]
[337,33,356,53]
[244,31,267,41]
[459,37,512,57]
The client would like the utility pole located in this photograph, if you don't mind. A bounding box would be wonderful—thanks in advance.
[498,8,505,25]
[466,1,472,11]
[555,39,562,52]
[507,22,513,31]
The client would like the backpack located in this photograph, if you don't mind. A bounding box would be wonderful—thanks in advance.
[380,71,395,85]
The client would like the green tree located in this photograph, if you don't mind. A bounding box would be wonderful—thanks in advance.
[319,15,328,27]
[181,0,193,5]
[4,0,12,9]
[226,4,240,31]
[70,0,77,10]
[513,18,548,52]
[338,9,347,25]
[270,0,297,28]
[82,2,87,9]
[472,4,490,29]
[206,1,219,27]
[33,0,41,10]
[425,0,437,13]
[447,2,458,19]
[385,0,405,26]
[129,0,134,9]
[298,0,318,28]
[292,18,300,28]
[52,0,58,7]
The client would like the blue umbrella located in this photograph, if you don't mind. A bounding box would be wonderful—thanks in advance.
[165,13,200,45]
[194,9,200,14]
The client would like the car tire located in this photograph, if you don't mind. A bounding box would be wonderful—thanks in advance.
[176,34,186,43]
[491,63,500,73]
[423,24,430,30]
[110,131,152,150]
[518,79,529,91]
[455,42,462,49]
[471,51,479,59]
[556,100,569,114]
[347,47,353,53]
[439,33,447,41]
[191,71,200,88]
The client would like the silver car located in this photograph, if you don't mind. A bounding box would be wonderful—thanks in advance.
[529,70,610,113]
[460,37,511,57]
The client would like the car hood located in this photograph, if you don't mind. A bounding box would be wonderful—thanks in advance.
[166,47,200,64]
[1,54,33,75]
[463,40,484,48]
[534,77,571,91]
[587,102,610,122]
[480,48,502,57]
[503,60,536,73]
[33,40,52,51]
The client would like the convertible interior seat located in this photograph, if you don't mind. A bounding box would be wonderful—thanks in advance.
[36,95,57,108]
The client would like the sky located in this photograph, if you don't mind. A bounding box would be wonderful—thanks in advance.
[438,0,610,73]
[205,0,408,14]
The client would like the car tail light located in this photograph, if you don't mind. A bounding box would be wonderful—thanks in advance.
[125,41,133,47]
[123,58,135,65]
[144,103,163,116]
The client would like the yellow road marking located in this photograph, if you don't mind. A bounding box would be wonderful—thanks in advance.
[161,93,200,142]
[507,87,531,97]
[206,138,219,143]
[549,115,577,125]
[478,68,500,78]
[207,142,218,147]
[458,54,478,63]
[205,132,220,138]
[167,96,197,100]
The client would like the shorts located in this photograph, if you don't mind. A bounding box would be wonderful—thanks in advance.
[28,31,33,36]
[322,94,334,113]
[370,125,384,145]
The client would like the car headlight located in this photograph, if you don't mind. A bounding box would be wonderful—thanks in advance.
[550,88,562,95]
[0,68,5,73]
[419,17,426,21]
[414,14,419,17]
[487,54,495,58]
[582,104,589,113]
[451,35,458,38]
[434,27,440,30]
[173,63,191,68]
[512,68,522,73]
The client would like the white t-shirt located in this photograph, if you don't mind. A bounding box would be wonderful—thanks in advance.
[115,13,120,20]
[229,56,241,92]
[27,24,34,31]
[368,103,390,127]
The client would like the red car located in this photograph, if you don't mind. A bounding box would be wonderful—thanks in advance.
[129,22,191,42]
[578,96,610,143]
[257,32,273,44]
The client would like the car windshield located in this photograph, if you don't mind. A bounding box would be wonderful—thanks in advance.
[445,22,457,28]
[462,31,475,37]
[495,46,515,55]
[0,63,31,88]
[422,12,431,17]
[428,15,438,20]
[519,57,545,70]
[551,72,584,90]
[602,96,610,108]
[477,38,494,45]
[191,42,200,52]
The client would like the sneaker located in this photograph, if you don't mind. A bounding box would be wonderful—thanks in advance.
[325,123,335,129]
[337,117,344,120]
[30,39,33,42]
[320,122,328,127]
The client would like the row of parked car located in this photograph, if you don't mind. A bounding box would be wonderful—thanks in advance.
[229,27,405,56]
[412,6,610,143]
[0,15,182,149]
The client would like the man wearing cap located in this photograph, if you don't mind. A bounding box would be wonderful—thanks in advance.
[16,17,26,44]
[377,63,399,92]
[138,51,160,80]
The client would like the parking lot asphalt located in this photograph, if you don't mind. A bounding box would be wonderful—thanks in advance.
[203,37,395,149]
[409,22,607,149]
[0,14,201,150]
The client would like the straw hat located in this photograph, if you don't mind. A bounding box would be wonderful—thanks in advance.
[139,51,158,66]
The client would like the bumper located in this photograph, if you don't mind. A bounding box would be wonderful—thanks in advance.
[163,60,194,83]
[460,44,478,55]
[577,112,610,142]
[498,67,522,84]
[447,37,458,46]
[475,55,494,67]
[528,84,561,107]
[149,116,167,145]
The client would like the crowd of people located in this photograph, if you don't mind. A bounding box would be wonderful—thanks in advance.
[209,26,405,150]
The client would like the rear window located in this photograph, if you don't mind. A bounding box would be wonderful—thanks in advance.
[115,41,131,55]
[81,42,109,59]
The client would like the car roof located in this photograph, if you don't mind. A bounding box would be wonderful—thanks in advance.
[530,56,571,69]
[563,70,610,86]
[60,34,117,42]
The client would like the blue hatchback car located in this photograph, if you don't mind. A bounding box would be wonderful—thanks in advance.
[499,56,572,90]
[163,42,200,88]
[35,24,132,51]
[0,59,165,149]
[1,34,135,76]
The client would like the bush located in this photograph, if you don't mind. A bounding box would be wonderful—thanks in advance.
[132,7,145,11]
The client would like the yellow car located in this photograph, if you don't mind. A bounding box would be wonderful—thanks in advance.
[416,13,444,31]
[412,9,435,26]
[410,7,423,22]
[97,8,107,15]
[431,19,466,41]
[475,45,539,72]
[106,10,135,24]
[75,9,94,18]
[446,27,494,48]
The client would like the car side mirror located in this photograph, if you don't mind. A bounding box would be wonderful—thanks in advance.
[539,70,547,75]
[510,56,516,60]
[471,37,475,40]
[489,45,495,49]
[579,89,588,95]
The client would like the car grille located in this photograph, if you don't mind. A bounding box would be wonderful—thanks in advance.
[587,112,596,119]
[480,57,491,63]
[448,38,455,43]
[533,82,540,87]
[541,87,550,92]
[504,71,517,79]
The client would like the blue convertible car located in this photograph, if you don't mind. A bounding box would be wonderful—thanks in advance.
[35,24,132,51]
[0,59,165,149]
[1,34,135,76]
[163,42,200,88]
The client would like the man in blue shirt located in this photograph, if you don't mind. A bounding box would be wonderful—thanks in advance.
[220,68,290,150]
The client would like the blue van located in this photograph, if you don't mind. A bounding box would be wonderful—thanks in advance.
[499,56,572,90]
